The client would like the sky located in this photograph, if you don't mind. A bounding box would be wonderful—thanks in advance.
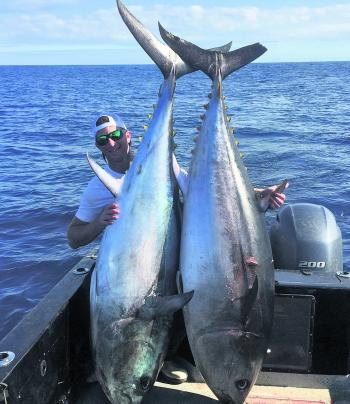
[1,0,350,65]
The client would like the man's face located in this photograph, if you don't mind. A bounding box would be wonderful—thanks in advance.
[95,125,131,165]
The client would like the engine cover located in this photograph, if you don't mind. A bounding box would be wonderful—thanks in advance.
[269,203,343,273]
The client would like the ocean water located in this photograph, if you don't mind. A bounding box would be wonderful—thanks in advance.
[1,62,349,341]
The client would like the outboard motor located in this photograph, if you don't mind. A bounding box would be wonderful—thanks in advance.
[269,203,343,273]
[266,203,350,376]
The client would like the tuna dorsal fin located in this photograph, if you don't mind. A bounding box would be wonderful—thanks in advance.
[86,153,120,197]
[158,23,267,81]
[137,291,194,320]
[117,0,232,79]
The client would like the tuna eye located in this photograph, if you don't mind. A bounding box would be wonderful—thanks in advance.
[236,379,250,391]
[140,376,151,391]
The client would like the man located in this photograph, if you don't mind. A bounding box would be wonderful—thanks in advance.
[68,115,130,249]
[67,113,287,383]
[68,114,286,249]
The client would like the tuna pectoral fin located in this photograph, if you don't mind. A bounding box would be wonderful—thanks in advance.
[240,277,259,326]
[275,179,289,194]
[256,179,288,213]
[138,291,194,320]
[176,271,184,294]
[86,153,120,197]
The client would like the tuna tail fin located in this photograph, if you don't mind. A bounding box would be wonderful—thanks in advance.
[117,0,232,79]
[138,291,194,320]
[159,23,267,81]
[86,153,120,197]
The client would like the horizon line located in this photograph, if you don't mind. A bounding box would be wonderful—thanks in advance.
[1,60,350,67]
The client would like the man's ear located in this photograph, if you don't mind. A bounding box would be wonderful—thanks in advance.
[126,130,132,143]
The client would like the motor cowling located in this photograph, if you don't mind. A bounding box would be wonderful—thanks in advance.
[269,203,343,273]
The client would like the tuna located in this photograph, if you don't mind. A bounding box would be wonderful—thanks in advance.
[159,25,275,404]
[88,1,231,403]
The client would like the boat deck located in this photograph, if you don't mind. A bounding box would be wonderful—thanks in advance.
[1,251,348,404]
[76,380,332,404]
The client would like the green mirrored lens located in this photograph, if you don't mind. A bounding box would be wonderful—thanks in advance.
[96,130,123,145]
[110,130,122,140]
[96,135,108,145]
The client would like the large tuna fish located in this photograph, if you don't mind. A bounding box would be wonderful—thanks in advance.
[88,1,231,403]
[159,26,277,404]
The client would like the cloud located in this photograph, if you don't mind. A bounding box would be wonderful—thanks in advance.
[0,8,131,45]
[141,4,350,42]
[1,3,350,50]
[6,0,80,10]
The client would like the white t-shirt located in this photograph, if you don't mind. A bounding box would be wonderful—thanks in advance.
[76,155,189,223]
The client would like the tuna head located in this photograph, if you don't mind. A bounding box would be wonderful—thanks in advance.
[194,328,266,404]
[94,316,165,404]
[92,291,194,404]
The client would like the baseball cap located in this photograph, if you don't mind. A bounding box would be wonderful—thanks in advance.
[93,114,127,135]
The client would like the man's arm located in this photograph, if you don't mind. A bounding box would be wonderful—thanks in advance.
[67,203,120,249]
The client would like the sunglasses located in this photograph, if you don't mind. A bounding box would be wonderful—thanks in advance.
[95,129,125,146]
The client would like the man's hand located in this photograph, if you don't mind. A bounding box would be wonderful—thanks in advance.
[67,202,120,249]
[266,183,288,209]
[97,202,120,227]
[255,180,289,212]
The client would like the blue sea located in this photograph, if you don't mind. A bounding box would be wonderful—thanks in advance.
[0,62,349,341]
